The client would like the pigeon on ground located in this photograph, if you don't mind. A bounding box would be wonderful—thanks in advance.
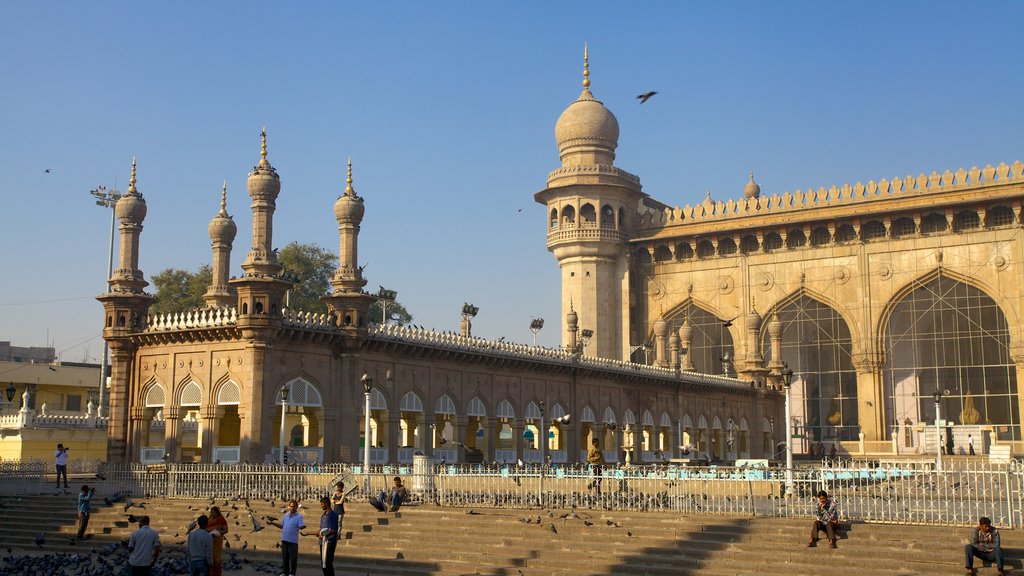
[549,524,557,534]
[34,533,45,548]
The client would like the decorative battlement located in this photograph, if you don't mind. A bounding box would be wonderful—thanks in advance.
[642,161,1023,229]
[0,412,108,430]
[145,307,237,332]
[547,164,641,185]
[280,308,335,330]
[367,322,749,390]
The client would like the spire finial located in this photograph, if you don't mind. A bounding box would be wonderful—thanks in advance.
[750,171,755,182]
[345,157,355,196]
[751,295,756,311]
[260,127,268,165]
[582,43,590,89]
[219,181,228,216]
[128,157,137,193]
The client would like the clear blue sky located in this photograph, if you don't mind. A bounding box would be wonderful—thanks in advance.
[1,2,1021,362]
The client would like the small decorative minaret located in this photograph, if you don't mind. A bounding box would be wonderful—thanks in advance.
[97,158,156,463]
[565,302,579,354]
[741,296,768,384]
[230,130,294,340]
[767,308,785,387]
[204,182,237,308]
[323,158,375,331]
[744,172,761,199]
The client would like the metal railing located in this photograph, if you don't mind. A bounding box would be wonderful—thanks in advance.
[0,459,1020,527]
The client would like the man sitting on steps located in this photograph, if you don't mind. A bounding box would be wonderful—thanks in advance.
[369,476,408,512]
[808,490,840,549]
[965,516,1005,576]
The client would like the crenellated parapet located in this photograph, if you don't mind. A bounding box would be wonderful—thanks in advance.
[145,307,238,332]
[640,161,1024,229]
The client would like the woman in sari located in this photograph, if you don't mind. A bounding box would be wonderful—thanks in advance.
[206,505,229,576]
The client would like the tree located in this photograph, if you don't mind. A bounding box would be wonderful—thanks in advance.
[367,299,413,326]
[277,241,336,314]
[150,265,213,313]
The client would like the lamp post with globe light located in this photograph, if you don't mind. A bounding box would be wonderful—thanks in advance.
[279,385,289,465]
[933,388,948,471]
[781,363,795,496]
[361,370,373,492]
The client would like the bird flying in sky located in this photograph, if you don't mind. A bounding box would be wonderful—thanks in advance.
[636,91,657,104]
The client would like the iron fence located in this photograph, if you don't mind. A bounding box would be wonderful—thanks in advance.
[0,459,1021,527]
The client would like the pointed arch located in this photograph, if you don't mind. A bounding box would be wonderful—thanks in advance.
[525,401,542,420]
[581,405,595,423]
[739,417,749,431]
[681,414,693,429]
[496,398,515,419]
[660,412,672,428]
[712,416,722,430]
[216,380,240,405]
[602,407,617,425]
[400,391,424,412]
[642,410,654,426]
[549,403,566,420]
[467,396,486,417]
[623,409,636,425]
[281,377,323,407]
[369,389,388,410]
[179,380,202,407]
[697,415,708,429]
[143,381,166,408]
[435,394,457,415]
[657,298,737,375]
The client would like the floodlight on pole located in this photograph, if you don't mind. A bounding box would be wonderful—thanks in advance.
[91,185,121,419]
[529,318,544,346]
[460,303,479,337]
[579,329,594,354]
[377,286,398,326]
[780,362,795,496]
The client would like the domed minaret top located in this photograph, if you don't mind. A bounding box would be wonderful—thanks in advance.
[554,44,620,167]
[334,158,365,224]
[744,171,761,199]
[241,128,283,276]
[116,158,147,224]
[247,128,281,200]
[208,182,237,242]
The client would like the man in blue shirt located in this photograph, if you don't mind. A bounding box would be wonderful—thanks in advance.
[268,499,305,576]
[186,515,213,576]
[318,496,339,576]
[127,515,161,575]
[76,484,95,539]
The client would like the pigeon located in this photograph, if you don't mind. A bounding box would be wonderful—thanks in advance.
[34,533,45,548]
[128,514,139,524]
[535,516,541,524]
[584,520,594,526]
[627,530,633,537]
[549,524,557,534]
[123,497,135,512]
[636,91,657,104]
[250,513,264,532]
[722,317,737,328]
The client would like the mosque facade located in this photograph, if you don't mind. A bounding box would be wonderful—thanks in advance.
[99,52,1022,465]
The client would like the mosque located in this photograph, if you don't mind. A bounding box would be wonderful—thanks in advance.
[98,51,1024,465]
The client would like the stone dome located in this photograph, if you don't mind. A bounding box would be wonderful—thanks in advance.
[744,172,761,198]
[334,160,365,223]
[746,308,763,330]
[116,160,146,223]
[248,130,281,200]
[555,88,619,165]
[208,185,236,241]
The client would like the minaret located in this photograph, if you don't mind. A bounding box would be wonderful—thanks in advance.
[323,158,375,331]
[230,130,294,340]
[97,158,156,463]
[204,182,237,308]
[534,45,644,360]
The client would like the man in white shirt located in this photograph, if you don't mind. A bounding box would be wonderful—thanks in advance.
[54,443,69,489]
[127,515,161,576]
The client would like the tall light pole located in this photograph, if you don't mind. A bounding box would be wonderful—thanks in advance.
[361,370,373,492]
[781,362,794,496]
[579,329,594,355]
[377,286,398,325]
[279,385,289,465]
[529,318,544,346]
[91,185,121,418]
[933,389,947,471]
[461,303,479,337]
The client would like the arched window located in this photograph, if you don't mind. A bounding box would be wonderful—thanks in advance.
[497,399,515,419]
[883,273,1018,441]
[810,227,831,247]
[718,238,737,256]
[216,381,240,405]
[890,217,915,239]
[696,240,715,258]
[835,224,857,243]
[144,383,166,408]
[282,378,323,407]
[400,392,423,412]
[467,397,486,417]
[180,381,202,407]
[920,213,948,234]
[435,394,456,415]
[581,406,595,422]
[954,210,980,231]
[561,206,576,225]
[654,245,672,262]
[761,295,858,441]
[740,235,759,254]
[602,407,617,425]
[549,208,558,229]
[987,205,1015,228]
[861,220,886,241]
[763,232,783,252]
[786,230,807,249]
[678,302,736,376]
[601,204,615,228]
[525,401,542,420]
[580,203,597,225]
[676,242,694,260]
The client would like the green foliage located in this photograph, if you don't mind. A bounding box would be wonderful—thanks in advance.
[150,264,212,313]
[277,241,336,314]
[367,299,413,326]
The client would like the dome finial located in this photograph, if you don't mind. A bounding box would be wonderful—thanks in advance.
[260,127,268,164]
[128,157,137,194]
[345,157,355,196]
[219,181,228,216]
[582,42,590,89]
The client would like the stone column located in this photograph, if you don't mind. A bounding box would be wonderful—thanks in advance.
[163,406,181,462]
[201,406,218,462]
[418,415,431,456]
[563,422,578,463]
[128,406,147,463]
[386,415,401,464]
[1010,348,1024,444]
[512,418,525,462]
[852,352,885,442]
[485,417,499,463]
[669,330,681,372]
[106,346,135,463]
[452,415,467,463]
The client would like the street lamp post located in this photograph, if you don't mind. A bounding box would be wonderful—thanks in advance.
[279,385,289,465]
[361,370,373,492]
[781,363,795,496]
[529,318,544,346]
[377,287,398,325]
[768,416,775,458]
[933,389,947,471]
[91,185,121,418]
[5,383,15,413]
[579,329,594,355]
[461,303,479,337]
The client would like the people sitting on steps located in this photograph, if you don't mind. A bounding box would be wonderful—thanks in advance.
[965,516,1005,576]
[808,489,840,549]
[369,476,408,513]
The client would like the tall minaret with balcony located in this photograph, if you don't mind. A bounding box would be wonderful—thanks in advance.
[534,46,643,360]
[204,182,237,308]
[324,159,376,332]
[97,158,156,462]
[230,130,294,340]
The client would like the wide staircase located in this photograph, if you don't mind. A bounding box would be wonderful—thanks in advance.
[0,492,1021,575]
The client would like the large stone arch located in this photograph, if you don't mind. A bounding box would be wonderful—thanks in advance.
[762,291,859,443]
[879,270,1020,441]
[659,298,737,375]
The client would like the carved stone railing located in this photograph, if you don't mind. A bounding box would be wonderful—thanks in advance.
[547,226,626,243]
[366,323,749,391]
[280,308,335,330]
[0,411,108,430]
[642,160,1024,228]
[547,164,642,185]
[145,306,237,332]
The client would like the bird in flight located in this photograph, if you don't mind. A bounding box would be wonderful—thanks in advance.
[722,316,738,328]
[43,169,52,173]
[636,91,657,104]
